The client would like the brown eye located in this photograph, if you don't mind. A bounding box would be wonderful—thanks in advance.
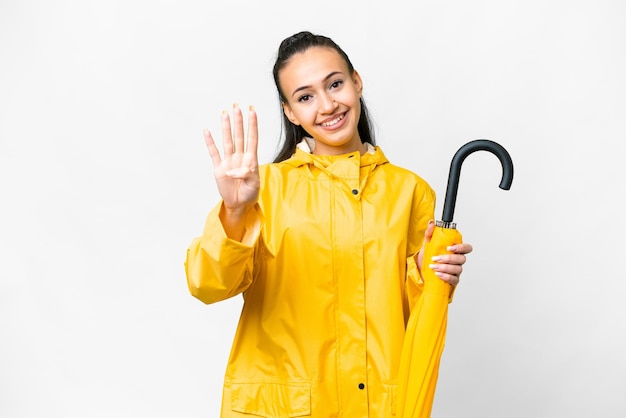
[330,80,343,89]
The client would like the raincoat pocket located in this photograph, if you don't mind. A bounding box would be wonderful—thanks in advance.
[230,381,311,417]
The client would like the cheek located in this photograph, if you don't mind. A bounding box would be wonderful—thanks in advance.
[339,88,360,107]
[285,104,305,125]
[294,107,317,125]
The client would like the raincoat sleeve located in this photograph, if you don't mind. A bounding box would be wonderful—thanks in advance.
[185,201,262,304]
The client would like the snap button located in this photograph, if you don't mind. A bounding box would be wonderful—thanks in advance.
[352,189,358,195]
[358,383,365,390]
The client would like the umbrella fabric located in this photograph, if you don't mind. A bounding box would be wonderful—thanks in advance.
[396,225,463,418]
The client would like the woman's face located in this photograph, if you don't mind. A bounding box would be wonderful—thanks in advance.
[279,47,365,156]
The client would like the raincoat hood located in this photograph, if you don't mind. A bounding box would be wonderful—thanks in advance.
[282,140,389,202]
[286,139,387,170]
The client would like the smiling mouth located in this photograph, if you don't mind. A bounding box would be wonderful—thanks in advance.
[320,113,345,127]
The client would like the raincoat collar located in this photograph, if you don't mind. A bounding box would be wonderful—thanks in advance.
[284,138,389,170]
[281,139,389,200]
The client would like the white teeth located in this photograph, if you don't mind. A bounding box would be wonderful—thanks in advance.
[322,114,344,127]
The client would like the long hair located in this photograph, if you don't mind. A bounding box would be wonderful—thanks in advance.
[272,31,376,163]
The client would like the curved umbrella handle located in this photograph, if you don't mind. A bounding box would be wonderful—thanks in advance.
[442,139,514,223]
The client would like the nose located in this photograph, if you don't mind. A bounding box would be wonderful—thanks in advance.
[318,92,337,114]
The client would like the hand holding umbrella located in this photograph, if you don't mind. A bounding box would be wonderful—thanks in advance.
[397,139,514,418]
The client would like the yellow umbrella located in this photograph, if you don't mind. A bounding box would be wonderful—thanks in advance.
[397,139,514,418]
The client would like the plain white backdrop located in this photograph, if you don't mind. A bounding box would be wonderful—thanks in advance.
[1,0,625,416]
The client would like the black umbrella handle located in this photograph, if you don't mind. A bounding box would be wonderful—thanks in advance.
[441,139,514,223]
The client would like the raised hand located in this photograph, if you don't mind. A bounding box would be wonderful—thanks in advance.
[203,104,260,215]
[203,104,260,241]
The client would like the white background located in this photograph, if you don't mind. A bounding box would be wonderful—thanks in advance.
[1,0,625,417]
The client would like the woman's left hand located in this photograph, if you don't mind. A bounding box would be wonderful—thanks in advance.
[416,220,473,287]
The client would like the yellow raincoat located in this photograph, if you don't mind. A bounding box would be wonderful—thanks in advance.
[186,145,436,417]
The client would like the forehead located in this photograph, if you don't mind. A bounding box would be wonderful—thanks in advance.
[279,47,350,86]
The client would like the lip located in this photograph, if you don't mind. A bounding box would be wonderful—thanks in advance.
[318,112,347,131]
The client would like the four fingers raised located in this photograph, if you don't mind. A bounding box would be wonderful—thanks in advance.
[204,105,259,165]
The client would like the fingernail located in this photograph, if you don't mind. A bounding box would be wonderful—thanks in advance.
[431,256,442,262]
[222,109,228,116]
[429,264,438,270]
[435,272,444,278]
[249,105,255,111]
[233,102,239,108]
[446,246,455,252]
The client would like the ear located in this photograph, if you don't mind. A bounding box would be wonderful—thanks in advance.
[353,70,363,97]
[282,102,301,126]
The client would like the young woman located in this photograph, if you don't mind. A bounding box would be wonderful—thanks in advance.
[185,31,473,417]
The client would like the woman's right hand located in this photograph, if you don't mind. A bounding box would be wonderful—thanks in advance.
[203,104,260,217]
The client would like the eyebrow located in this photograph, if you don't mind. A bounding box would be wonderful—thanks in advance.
[290,71,343,98]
